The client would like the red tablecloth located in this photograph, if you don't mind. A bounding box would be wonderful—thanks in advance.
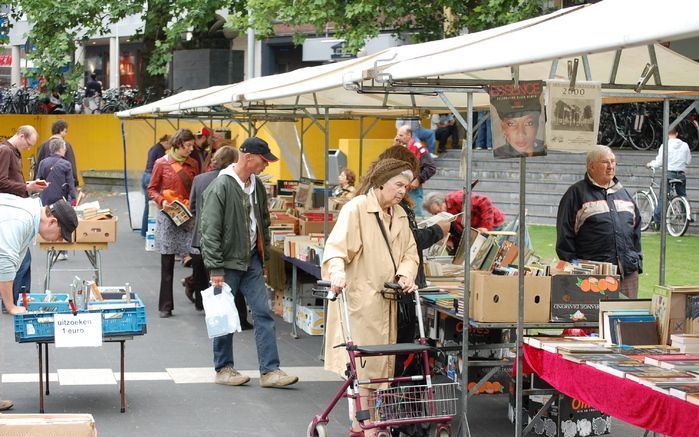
[522,344,699,437]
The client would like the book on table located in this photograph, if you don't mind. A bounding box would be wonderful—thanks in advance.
[602,310,655,344]
[656,361,699,373]
[615,320,660,346]
[560,353,641,364]
[687,393,699,406]
[586,362,660,378]
[644,354,699,367]
[668,384,699,400]
[599,299,652,341]
[555,344,613,354]
[626,370,697,384]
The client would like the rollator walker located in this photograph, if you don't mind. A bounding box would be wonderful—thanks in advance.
[307,281,458,437]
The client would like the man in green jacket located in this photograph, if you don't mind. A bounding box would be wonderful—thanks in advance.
[200,137,298,388]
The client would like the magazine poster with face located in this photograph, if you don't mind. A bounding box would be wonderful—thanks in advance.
[545,80,602,152]
[489,81,547,159]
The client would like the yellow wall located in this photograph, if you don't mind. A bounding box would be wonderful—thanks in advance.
[0,114,398,185]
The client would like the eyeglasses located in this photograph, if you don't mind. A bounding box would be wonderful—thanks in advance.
[23,135,35,149]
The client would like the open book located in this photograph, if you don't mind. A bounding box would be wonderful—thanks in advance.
[417,211,463,229]
[163,200,193,226]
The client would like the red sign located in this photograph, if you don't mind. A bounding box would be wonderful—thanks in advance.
[0,54,12,66]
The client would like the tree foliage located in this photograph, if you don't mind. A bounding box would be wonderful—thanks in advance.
[7,0,230,95]
[7,0,547,97]
[230,0,548,54]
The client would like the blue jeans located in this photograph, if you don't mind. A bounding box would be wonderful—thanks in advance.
[412,186,424,216]
[141,172,151,237]
[213,249,280,373]
[475,111,492,149]
[13,251,31,303]
[414,128,436,154]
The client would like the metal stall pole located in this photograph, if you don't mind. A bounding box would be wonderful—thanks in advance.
[359,116,364,176]
[120,120,135,229]
[358,117,380,178]
[659,99,670,286]
[300,118,305,178]
[515,157,527,437]
[439,90,473,437]
[320,107,331,361]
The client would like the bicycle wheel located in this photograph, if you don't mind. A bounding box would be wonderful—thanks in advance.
[633,191,655,232]
[628,117,657,151]
[666,196,690,237]
[678,118,699,152]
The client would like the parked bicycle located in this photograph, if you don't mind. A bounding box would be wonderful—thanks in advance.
[633,167,692,236]
[598,103,659,151]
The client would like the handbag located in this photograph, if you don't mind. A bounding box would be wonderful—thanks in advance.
[374,212,416,332]
[201,282,241,338]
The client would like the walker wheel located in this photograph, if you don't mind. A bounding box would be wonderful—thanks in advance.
[433,425,450,437]
[307,421,328,437]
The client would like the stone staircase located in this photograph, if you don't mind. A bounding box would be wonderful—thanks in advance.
[424,148,699,234]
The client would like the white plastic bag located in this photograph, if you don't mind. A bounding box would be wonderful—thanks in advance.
[201,282,241,338]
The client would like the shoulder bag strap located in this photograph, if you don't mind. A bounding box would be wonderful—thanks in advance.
[374,211,397,275]
[170,161,193,193]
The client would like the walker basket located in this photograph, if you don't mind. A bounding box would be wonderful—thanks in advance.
[372,382,459,422]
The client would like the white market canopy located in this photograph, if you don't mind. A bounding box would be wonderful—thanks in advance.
[117,0,699,119]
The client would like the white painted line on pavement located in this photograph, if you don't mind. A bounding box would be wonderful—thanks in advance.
[3,366,340,385]
[57,368,117,385]
[2,373,59,383]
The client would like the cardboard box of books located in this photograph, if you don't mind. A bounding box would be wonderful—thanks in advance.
[75,216,118,243]
[298,211,336,235]
[469,272,551,323]
[550,275,620,322]
[295,304,325,336]
[0,414,97,437]
[509,380,611,437]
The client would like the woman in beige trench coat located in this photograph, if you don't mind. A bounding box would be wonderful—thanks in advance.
[322,158,419,435]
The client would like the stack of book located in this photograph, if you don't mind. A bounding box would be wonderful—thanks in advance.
[75,201,113,220]
[671,334,699,353]
[270,225,295,248]
[550,259,617,276]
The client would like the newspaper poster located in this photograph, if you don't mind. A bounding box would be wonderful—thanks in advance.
[545,80,602,152]
[489,81,546,159]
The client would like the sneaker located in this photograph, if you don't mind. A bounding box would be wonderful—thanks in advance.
[57,252,68,261]
[0,400,13,411]
[260,369,298,388]
[430,153,439,159]
[215,367,250,386]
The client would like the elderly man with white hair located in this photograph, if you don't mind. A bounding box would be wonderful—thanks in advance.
[556,145,643,298]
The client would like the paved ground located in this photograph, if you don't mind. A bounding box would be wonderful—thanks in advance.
[0,193,649,436]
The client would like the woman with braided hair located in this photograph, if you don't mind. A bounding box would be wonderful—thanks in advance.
[322,158,419,436]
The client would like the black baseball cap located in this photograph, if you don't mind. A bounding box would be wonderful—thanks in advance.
[49,199,78,242]
[240,137,278,162]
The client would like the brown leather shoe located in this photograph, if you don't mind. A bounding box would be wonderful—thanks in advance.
[0,400,14,411]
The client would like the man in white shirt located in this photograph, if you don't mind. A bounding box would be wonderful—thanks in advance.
[0,194,78,411]
[647,127,692,227]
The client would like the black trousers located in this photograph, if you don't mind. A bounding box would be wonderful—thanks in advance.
[159,254,175,312]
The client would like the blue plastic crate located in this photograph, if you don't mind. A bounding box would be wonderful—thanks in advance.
[15,293,71,313]
[14,296,147,343]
